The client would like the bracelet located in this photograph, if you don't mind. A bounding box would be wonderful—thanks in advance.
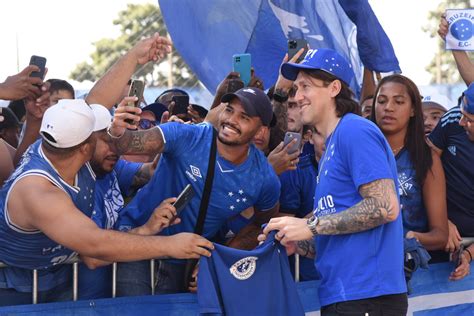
[106,126,124,139]
[465,248,473,263]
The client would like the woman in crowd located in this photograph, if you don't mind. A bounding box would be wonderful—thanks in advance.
[371,74,448,252]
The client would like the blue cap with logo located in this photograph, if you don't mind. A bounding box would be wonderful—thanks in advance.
[221,87,273,127]
[281,48,355,86]
[462,83,474,115]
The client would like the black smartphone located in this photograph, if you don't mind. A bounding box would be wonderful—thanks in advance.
[29,55,47,80]
[173,184,195,214]
[171,95,190,116]
[125,79,145,125]
[283,131,302,154]
[227,79,245,93]
[288,39,308,63]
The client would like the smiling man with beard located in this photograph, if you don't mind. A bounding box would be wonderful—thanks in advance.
[104,86,280,296]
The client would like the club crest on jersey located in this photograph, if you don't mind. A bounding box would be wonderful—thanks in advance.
[229,256,258,280]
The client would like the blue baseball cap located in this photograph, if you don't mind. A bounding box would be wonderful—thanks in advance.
[462,83,474,115]
[281,48,354,86]
[221,87,273,127]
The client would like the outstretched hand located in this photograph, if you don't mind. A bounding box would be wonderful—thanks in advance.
[0,65,45,101]
[131,33,173,65]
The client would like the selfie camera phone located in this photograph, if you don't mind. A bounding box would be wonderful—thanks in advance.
[283,132,302,155]
[125,79,145,125]
[171,95,190,116]
[232,54,251,86]
[288,39,308,63]
[29,55,47,80]
[173,184,195,214]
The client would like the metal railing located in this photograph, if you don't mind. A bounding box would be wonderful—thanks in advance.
[0,237,472,305]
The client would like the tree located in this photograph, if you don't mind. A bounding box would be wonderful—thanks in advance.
[423,0,473,84]
[70,3,199,87]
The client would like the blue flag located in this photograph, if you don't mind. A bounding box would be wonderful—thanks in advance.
[158,0,400,95]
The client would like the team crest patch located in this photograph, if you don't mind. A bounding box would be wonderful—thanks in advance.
[229,256,258,280]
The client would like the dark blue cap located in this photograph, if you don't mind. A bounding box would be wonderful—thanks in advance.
[141,102,168,121]
[462,83,474,115]
[221,87,273,127]
[281,48,354,86]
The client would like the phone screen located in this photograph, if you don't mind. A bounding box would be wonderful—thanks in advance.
[173,184,195,214]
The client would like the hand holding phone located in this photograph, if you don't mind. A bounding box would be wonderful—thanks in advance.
[288,39,308,63]
[233,54,251,86]
[125,79,145,125]
[29,55,47,80]
[173,184,195,214]
[283,132,302,154]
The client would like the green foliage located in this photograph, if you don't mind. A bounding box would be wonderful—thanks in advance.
[424,0,473,84]
[70,3,198,87]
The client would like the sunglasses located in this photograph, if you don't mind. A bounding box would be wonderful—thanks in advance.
[138,119,157,130]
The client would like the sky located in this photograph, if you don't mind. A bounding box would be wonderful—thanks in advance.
[0,0,443,91]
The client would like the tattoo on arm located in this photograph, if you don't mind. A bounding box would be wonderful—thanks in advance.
[317,179,398,235]
[296,239,316,259]
[114,127,164,155]
[131,162,153,190]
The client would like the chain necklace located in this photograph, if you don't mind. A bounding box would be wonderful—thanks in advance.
[317,118,342,184]
[391,145,404,155]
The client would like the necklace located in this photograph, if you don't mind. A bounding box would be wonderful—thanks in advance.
[317,118,342,184]
[391,145,404,155]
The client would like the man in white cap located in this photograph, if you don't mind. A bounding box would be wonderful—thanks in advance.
[422,94,451,135]
[0,99,213,306]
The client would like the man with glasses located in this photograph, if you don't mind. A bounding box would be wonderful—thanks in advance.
[428,83,474,280]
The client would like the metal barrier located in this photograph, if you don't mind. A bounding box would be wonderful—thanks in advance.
[0,237,472,305]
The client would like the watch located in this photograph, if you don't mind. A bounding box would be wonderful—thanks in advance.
[307,215,319,236]
[273,89,289,103]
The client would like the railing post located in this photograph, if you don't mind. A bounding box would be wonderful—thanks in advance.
[32,269,38,304]
[73,262,79,301]
[295,254,300,282]
[150,259,155,295]
[112,262,117,298]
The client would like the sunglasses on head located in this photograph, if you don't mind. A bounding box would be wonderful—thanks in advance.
[138,119,157,130]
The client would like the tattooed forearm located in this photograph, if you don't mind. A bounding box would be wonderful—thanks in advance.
[316,179,398,235]
[114,127,164,155]
[296,239,316,259]
[131,162,154,190]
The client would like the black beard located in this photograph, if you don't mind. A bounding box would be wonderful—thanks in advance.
[217,133,243,146]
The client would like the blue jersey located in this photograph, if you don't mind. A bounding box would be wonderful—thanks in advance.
[79,159,142,300]
[314,114,406,306]
[198,233,304,316]
[429,107,474,237]
[117,123,280,241]
[396,148,428,234]
[0,140,96,292]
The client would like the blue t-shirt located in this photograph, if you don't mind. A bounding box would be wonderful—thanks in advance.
[396,148,428,234]
[313,114,406,306]
[78,159,142,300]
[280,152,319,281]
[117,123,280,241]
[198,232,304,316]
[429,107,474,237]
[0,140,96,292]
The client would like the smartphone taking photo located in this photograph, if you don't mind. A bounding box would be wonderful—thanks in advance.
[171,95,190,116]
[29,55,47,80]
[232,54,251,86]
[283,132,302,155]
[173,184,195,214]
[125,79,145,125]
[288,39,308,63]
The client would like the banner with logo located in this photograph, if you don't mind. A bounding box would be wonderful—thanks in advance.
[445,9,474,51]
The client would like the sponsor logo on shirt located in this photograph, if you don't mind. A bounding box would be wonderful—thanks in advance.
[448,145,457,156]
[190,165,202,178]
[230,256,258,280]
[315,194,337,216]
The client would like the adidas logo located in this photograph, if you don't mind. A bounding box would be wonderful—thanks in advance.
[448,145,456,156]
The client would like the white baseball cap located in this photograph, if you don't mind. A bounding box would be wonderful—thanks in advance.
[422,94,452,112]
[90,103,112,131]
[40,99,109,148]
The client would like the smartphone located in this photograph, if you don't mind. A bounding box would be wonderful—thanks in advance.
[283,132,302,154]
[29,55,47,80]
[125,79,145,125]
[171,95,190,116]
[288,39,308,63]
[227,79,245,94]
[232,54,251,86]
[173,184,195,214]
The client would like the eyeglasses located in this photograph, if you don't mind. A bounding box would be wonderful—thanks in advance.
[138,119,157,130]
